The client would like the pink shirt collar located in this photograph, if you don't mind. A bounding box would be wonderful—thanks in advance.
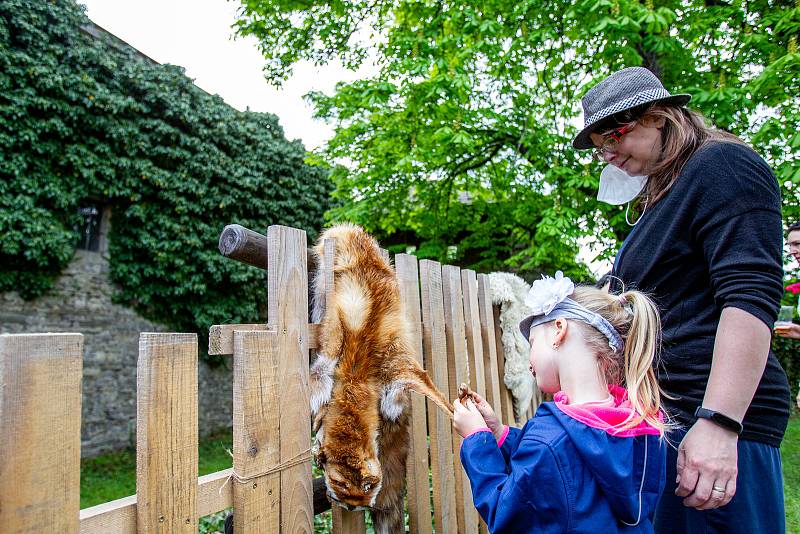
[554,385,662,437]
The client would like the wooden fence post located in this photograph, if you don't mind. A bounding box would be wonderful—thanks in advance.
[136,333,198,533]
[461,270,487,400]
[267,225,313,533]
[442,265,479,534]
[493,306,516,426]
[477,274,503,424]
[0,333,83,533]
[232,330,282,533]
[419,259,458,534]
[396,253,433,534]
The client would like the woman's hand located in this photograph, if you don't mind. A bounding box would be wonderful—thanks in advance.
[674,418,738,510]
[453,398,488,438]
[774,322,800,339]
[469,392,505,441]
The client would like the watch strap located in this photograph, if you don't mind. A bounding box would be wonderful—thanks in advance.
[694,406,743,435]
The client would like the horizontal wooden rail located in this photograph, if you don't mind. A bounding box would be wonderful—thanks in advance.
[79,471,331,533]
[208,323,320,355]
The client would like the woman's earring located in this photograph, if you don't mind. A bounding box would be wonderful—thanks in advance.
[552,343,559,350]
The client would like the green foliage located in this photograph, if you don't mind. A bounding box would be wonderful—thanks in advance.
[233,0,798,279]
[0,0,331,349]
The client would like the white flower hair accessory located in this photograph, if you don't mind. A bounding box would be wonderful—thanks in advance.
[525,271,575,316]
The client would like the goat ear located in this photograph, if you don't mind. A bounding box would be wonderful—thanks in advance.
[391,359,454,419]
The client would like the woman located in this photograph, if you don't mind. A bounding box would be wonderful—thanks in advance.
[573,67,790,533]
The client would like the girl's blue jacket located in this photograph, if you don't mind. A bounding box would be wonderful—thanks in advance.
[460,402,666,533]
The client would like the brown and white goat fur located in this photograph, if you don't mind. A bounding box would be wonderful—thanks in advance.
[309,224,453,533]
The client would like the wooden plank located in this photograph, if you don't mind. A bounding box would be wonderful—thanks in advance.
[493,305,516,426]
[198,469,234,517]
[79,470,234,534]
[395,254,433,534]
[442,266,479,534]
[419,260,458,534]
[233,330,281,533]
[0,333,83,533]
[461,270,486,399]
[477,275,503,423]
[267,225,314,533]
[209,323,319,355]
[136,333,198,533]
[80,495,137,534]
[332,507,368,534]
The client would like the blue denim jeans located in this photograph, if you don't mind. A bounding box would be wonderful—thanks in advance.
[654,428,785,534]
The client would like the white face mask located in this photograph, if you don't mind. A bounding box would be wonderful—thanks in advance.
[597,164,647,205]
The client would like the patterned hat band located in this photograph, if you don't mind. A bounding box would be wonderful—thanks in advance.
[583,88,672,128]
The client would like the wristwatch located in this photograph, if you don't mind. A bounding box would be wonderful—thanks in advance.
[694,406,743,435]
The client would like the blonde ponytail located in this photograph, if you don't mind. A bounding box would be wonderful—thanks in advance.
[618,291,665,434]
[570,286,671,436]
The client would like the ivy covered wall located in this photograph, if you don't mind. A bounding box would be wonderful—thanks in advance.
[0,0,331,345]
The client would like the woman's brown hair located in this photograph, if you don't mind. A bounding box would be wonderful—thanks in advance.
[637,105,745,204]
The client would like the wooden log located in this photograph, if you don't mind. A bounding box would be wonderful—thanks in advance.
[477,275,503,423]
[232,330,282,533]
[419,260,458,534]
[218,223,315,271]
[395,254,433,534]
[442,265,479,534]
[461,270,487,399]
[0,333,83,533]
[136,333,198,533]
[267,225,314,533]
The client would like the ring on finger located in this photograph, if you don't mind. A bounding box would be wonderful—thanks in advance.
[712,485,725,493]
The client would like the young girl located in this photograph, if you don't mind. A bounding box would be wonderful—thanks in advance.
[454,271,668,533]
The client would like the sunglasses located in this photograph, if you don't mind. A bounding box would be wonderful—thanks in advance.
[592,122,636,161]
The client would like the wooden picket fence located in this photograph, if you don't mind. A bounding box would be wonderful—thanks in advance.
[0,224,538,533]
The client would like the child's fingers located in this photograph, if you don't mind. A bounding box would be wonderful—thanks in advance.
[465,399,480,413]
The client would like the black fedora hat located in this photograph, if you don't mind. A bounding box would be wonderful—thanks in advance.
[573,67,691,150]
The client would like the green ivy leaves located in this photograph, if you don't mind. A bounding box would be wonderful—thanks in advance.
[0,0,332,356]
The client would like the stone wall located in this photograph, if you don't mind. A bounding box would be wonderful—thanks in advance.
[0,250,233,458]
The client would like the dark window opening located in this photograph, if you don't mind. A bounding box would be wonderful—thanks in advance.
[76,205,101,252]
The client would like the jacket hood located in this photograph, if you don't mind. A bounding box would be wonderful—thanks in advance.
[539,389,666,526]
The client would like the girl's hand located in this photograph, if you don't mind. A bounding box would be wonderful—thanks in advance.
[453,398,488,438]
[774,322,800,339]
[675,418,738,510]
[469,392,504,441]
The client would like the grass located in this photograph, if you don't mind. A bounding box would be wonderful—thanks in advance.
[80,418,800,532]
[81,431,234,533]
[782,415,800,533]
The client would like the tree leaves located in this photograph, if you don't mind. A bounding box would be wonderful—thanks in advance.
[1,0,332,356]
[233,0,798,281]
